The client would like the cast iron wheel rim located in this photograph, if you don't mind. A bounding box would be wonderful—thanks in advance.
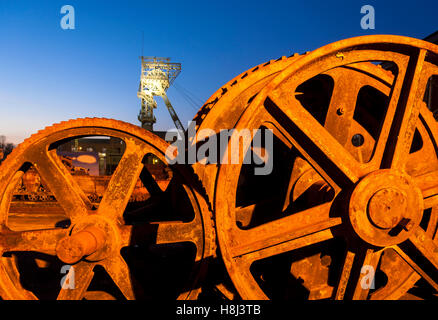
[192,53,306,206]
[215,35,438,300]
[0,118,214,300]
[191,53,306,299]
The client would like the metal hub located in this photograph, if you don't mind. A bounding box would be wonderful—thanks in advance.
[368,188,407,230]
[55,215,119,264]
[349,170,423,247]
[56,226,107,264]
[213,35,438,300]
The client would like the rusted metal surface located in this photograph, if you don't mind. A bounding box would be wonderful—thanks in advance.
[1,35,438,300]
[0,118,214,300]
[192,53,304,205]
[214,35,438,300]
[190,53,306,298]
[12,160,170,203]
[56,226,107,265]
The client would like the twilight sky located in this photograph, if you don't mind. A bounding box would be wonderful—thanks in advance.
[0,0,437,144]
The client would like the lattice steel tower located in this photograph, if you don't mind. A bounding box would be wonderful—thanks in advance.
[137,56,184,132]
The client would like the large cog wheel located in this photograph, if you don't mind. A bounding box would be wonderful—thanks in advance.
[214,35,438,300]
[0,118,215,300]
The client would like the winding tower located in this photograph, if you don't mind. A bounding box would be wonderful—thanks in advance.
[137,56,184,133]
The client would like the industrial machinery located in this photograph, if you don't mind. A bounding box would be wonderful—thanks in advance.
[0,119,215,299]
[11,155,170,203]
[137,56,184,133]
[0,35,438,300]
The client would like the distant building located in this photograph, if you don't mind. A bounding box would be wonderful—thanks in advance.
[56,131,176,175]
[57,137,124,175]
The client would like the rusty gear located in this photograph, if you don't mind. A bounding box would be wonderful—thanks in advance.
[213,35,438,300]
[0,118,214,300]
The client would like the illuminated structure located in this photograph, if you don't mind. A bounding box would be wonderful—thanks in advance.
[137,56,184,132]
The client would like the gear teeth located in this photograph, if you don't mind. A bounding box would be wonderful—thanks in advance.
[4,117,151,167]
[191,52,306,215]
[0,117,217,300]
[192,52,303,129]
[190,52,307,260]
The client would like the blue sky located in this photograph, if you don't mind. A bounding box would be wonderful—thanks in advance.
[0,0,437,144]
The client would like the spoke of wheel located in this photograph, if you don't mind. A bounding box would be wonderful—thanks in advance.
[394,227,438,291]
[157,220,203,247]
[262,119,293,150]
[424,195,438,210]
[334,247,382,300]
[101,255,135,300]
[262,110,341,194]
[240,228,335,266]
[0,171,24,225]
[0,227,68,255]
[139,164,163,196]
[30,148,89,221]
[379,49,428,170]
[414,170,438,208]
[57,261,95,300]
[119,225,134,247]
[266,90,362,189]
[119,219,202,247]
[229,202,341,258]
[98,140,145,220]
[323,68,371,146]
[261,121,318,210]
